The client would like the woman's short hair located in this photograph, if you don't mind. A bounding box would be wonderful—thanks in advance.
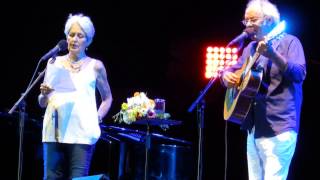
[64,13,95,46]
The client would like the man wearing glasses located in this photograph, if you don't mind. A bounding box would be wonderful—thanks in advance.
[221,0,306,179]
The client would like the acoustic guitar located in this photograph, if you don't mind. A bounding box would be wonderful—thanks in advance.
[223,21,285,124]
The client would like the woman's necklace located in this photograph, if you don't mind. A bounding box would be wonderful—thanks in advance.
[66,56,87,73]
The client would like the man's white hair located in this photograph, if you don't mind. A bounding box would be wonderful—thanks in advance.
[246,0,280,24]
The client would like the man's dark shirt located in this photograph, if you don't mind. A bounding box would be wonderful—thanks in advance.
[224,33,306,138]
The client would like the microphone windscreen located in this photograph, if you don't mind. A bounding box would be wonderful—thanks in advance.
[57,40,68,51]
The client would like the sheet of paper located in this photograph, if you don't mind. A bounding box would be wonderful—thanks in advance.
[44,64,76,92]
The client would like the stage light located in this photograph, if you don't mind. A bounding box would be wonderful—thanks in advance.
[207,46,214,53]
[205,46,239,79]
[232,54,238,60]
[225,53,231,60]
[226,47,231,54]
[231,48,238,54]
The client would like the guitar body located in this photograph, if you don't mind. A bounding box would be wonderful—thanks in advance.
[223,59,263,124]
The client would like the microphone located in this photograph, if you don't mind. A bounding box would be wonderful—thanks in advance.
[226,28,254,47]
[40,40,68,62]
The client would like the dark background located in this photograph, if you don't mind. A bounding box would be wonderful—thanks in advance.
[0,0,319,179]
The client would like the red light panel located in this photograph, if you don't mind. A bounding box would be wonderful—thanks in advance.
[205,46,239,79]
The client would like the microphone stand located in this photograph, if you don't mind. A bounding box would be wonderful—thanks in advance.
[8,68,46,180]
[188,75,219,180]
[144,122,151,180]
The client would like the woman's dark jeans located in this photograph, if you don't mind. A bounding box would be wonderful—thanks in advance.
[43,142,95,180]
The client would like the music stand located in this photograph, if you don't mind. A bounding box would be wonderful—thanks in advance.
[134,119,182,180]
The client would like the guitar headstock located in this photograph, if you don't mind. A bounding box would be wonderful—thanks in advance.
[264,21,286,42]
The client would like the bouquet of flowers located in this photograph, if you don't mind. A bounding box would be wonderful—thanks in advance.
[113,92,170,124]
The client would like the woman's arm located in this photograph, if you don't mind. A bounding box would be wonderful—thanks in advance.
[95,60,113,122]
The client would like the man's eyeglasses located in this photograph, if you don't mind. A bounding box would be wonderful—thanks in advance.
[241,18,262,26]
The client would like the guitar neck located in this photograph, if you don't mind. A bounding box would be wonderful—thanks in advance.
[246,52,260,71]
